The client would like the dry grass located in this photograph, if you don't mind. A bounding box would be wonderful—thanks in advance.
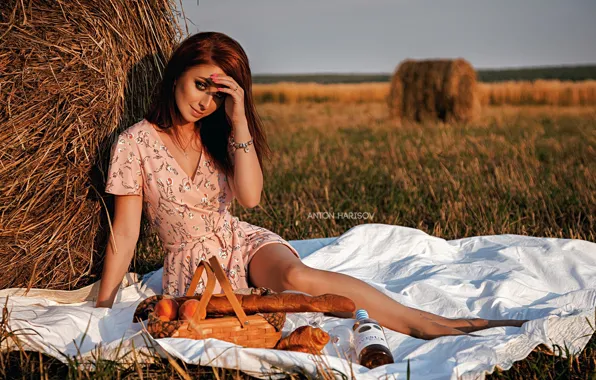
[253,80,596,107]
[478,80,596,106]
[231,103,595,242]
[252,82,390,104]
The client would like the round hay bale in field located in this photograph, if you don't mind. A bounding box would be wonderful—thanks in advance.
[387,58,480,123]
[0,0,184,291]
[387,59,407,119]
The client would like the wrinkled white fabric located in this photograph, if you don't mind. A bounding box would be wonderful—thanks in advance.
[1,224,594,379]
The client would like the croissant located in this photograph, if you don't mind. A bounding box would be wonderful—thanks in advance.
[275,326,330,353]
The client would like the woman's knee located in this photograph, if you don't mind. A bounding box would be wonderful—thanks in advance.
[247,243,310,292]
[281,261,313,292]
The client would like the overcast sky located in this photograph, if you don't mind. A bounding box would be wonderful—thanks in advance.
[177,0,596,74]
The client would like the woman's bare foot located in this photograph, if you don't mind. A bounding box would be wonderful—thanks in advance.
[488,319,529,328]
[449,318,529,333]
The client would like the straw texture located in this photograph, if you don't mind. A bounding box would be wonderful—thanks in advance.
[0,0,185,291]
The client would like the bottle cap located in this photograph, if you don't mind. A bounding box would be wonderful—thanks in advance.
[355,309,369,320]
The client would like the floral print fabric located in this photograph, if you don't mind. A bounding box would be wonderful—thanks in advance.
[105,119,301,296]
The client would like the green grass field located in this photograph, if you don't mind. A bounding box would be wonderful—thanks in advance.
[3,103,595,379]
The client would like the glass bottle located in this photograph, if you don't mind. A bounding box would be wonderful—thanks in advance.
[352,309,394,369]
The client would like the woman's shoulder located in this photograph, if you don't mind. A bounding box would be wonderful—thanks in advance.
[113,120,159,148]
[110,120,156,156]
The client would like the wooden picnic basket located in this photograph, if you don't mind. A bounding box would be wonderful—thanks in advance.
[140,256,285,349]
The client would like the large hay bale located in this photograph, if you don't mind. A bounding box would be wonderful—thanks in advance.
[0,0,184,291]
[387,58,480,123]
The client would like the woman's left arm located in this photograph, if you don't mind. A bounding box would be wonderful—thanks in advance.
[227,119,263,208]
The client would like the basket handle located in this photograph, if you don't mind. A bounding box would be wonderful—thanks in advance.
[186,256,249,331]
[186,259,216,324]
[186,258,208,297]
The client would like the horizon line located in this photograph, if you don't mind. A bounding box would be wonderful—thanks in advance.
[252,63,596,76]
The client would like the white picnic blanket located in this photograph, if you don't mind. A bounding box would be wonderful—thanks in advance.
[0,223,594,379]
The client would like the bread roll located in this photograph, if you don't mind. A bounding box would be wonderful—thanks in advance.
[275,326,330,353]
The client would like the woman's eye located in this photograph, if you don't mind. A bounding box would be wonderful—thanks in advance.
[196,81,224,98]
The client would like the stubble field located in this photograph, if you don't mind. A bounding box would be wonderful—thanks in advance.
[4,98,595,379]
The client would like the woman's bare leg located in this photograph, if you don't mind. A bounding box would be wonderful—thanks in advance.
[294,267,527,338]
[248,244,528,340]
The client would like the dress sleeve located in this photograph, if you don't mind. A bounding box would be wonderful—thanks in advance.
[105,131,143,196]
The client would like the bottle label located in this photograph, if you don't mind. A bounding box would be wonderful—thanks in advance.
[354,322,390,357]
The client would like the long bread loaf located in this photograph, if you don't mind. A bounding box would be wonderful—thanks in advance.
[133,292,355,322]
[204,293,355,315]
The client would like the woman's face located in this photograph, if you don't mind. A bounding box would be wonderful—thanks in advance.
[174,64,227,124]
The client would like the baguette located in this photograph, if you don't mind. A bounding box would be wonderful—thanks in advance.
[133,292,355,322]
[204,293,355,315]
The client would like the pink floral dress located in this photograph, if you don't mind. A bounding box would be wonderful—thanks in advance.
[105,119,301,296]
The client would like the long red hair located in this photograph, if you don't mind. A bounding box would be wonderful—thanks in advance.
[144,31,271,178]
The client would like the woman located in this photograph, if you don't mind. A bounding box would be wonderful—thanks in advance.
[96,31,527,339]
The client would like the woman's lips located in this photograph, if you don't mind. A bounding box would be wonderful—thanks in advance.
[190,106,203,117]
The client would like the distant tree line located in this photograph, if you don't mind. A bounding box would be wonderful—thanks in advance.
[252,64,596,84]
[478,64,596,82]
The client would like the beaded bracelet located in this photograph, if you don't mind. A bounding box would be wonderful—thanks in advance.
[228,136,253,153]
